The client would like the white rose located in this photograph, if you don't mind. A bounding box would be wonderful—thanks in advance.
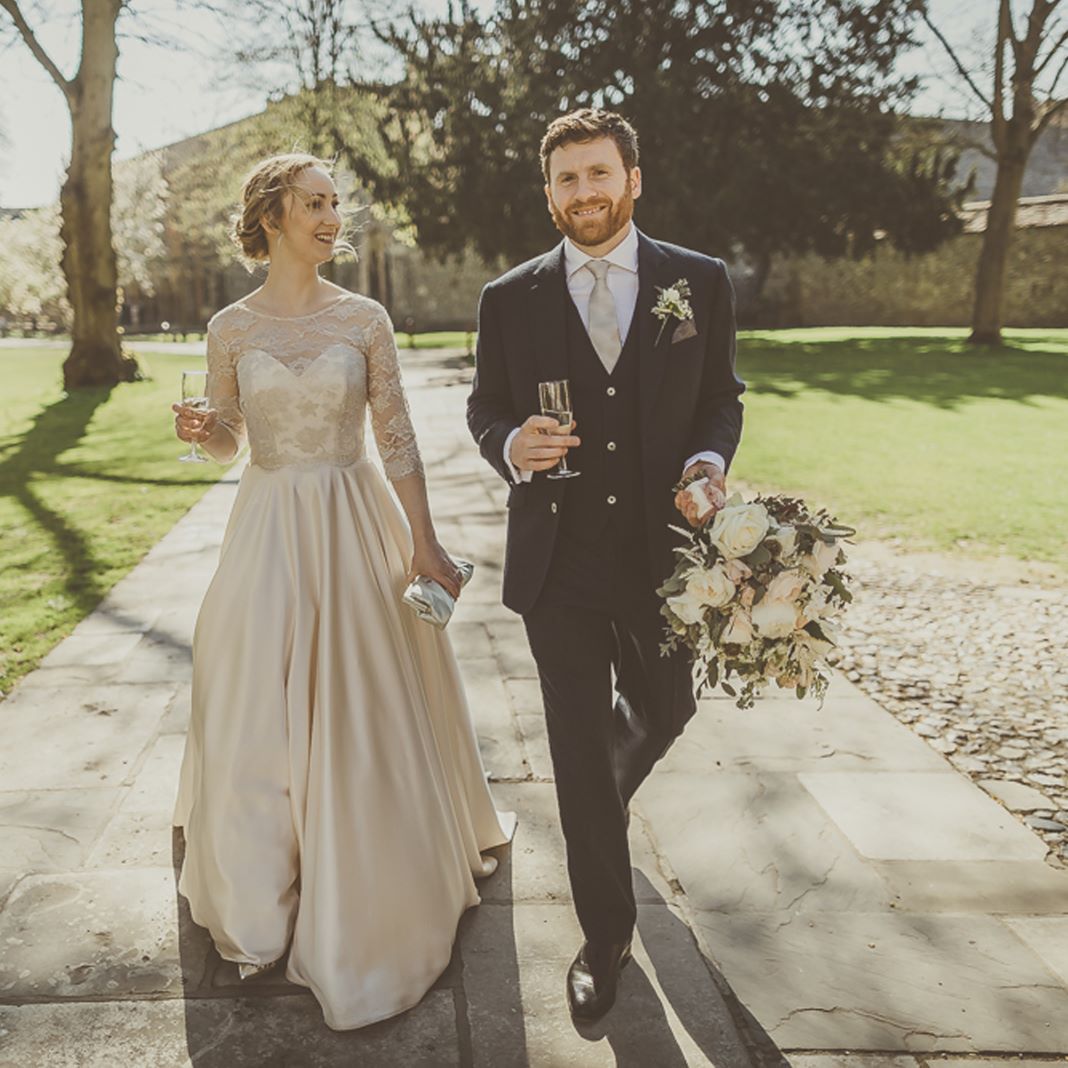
[667,591,705,626]
[801,538,841,578]
[687,562,737,608]
[765,524,797,559]
[750,598,798,639]
[721,607,754,645]
[763,568,806,605]
[709,502,771,560]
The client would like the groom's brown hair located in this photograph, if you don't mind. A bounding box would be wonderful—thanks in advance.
[539,109,639,181]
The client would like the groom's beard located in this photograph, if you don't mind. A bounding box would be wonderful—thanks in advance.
[551,186,634,248]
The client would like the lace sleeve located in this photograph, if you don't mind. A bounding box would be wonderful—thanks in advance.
[365,306,425,481]
[206,323,247,458]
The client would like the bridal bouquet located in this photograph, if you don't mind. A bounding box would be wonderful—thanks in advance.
[658,492,854,709]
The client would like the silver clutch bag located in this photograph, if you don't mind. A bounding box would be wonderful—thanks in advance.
[402,558,474,628]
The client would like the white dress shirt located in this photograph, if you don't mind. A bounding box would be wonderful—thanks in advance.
[504,224,726,484]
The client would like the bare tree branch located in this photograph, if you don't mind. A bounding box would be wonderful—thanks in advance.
[1046,39,1068,94]
[1032,93,1068,138]
[922,9,994,112]
[1033,17,1068,76]
[0,0,73,101]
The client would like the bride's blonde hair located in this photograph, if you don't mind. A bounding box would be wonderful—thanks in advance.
[231,152,357,265]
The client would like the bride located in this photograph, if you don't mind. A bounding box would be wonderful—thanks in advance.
[171,152,515,1030]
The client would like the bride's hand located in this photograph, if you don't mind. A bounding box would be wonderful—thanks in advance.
[173,402,219,444]
[409,539,463,599]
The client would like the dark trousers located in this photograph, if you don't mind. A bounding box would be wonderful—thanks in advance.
[522,529,697,943]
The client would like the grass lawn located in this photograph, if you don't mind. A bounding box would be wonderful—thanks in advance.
[732,327,1068,573]
[0,345,222,696]
[398,330,475,350]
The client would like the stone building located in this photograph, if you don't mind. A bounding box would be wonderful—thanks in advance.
[756,193,1068,328]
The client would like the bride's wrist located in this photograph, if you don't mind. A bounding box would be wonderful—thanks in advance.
[411,529,439,552]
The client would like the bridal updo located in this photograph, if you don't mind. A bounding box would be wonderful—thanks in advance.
[231,152,335,263]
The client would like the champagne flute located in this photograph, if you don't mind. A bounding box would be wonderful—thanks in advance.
[538,379,580,480]
[178,370,210,463]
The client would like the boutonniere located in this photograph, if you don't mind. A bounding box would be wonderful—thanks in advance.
[652,278,695,344]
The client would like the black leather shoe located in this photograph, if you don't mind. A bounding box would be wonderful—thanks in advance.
[566,939,632,1020]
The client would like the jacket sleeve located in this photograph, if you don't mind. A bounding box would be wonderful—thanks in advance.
[467,282,520,484]
[684,260,745,470]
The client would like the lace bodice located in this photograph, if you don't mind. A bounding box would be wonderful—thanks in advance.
[205,292,424,479]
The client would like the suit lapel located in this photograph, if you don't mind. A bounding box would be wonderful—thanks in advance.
[528,242,569,387]
[636,230,676,430]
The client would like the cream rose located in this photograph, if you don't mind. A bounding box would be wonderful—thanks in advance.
[763,568,806,605]
[721,607,754,645]
[686,562,736,608]
[708,502,770,560]
[750,598,798,639]
[667,563,737,626]
[667,591,705,626]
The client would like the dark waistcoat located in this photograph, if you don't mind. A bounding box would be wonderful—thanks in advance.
[556,294,646,550]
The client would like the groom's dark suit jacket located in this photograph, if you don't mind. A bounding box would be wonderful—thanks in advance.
[467,230,745,616]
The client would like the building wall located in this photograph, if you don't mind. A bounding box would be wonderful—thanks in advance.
[759,225,1068,328]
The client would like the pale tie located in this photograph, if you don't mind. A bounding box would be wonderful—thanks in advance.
[584,259,622,374]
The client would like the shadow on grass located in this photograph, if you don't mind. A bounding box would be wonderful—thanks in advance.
[1,386,216,622]
[740,334,1068,409]
[0,389,115,617]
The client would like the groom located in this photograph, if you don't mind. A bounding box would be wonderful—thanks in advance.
[467,109,745,1019]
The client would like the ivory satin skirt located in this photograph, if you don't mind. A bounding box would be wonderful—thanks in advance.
[173,459,516,1030]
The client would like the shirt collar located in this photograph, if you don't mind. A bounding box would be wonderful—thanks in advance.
[563,222,639,278]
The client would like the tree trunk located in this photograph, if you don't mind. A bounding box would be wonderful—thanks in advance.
[60,0,139,389]
[969,139,1028,346]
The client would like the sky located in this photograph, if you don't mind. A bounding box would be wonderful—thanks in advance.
[0,0,990,210]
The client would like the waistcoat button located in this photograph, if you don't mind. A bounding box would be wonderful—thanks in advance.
[607,495,617,505]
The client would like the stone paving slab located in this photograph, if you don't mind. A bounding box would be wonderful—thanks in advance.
[871,859,1068,913]
[0,681,177,792]
[0,868,207,999]
[0,991,461,1067]
[667,692,950,773]
[798,770,1050,862]
[638,769,895,914]
[788,1058,919,1068]
[1005,917,1068,988]
[692,909,1068,1052]
[0,788,121,874]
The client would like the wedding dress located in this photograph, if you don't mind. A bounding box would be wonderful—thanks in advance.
[173,291,515,1030]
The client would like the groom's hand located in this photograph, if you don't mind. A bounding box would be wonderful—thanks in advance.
[675,462,726,527]
[509,415,581,473]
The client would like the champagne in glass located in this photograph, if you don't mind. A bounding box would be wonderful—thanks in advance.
[178,370,210,463]
[538,379,580,480]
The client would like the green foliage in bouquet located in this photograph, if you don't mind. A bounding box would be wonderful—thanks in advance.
[658,492,854,709]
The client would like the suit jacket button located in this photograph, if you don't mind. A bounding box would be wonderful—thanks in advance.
[551,502,558,514]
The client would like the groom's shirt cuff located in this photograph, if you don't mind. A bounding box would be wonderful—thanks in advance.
[504,427,532,484]
[683,450,726,476]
